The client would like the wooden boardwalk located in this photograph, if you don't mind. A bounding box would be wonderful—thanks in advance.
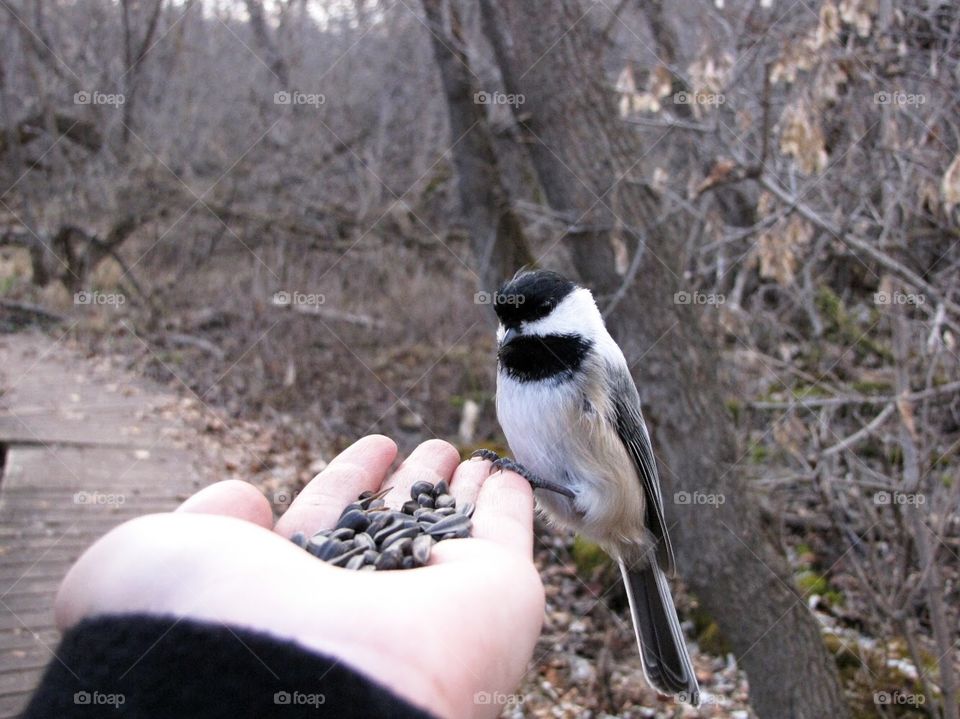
[0,331,205,717]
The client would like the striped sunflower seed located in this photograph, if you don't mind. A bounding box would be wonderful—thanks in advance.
[384,536,413,555]
[379,526,419,547]
[345,554,366,571]
[375,550,401,571]
[435,494,456,509]
[412,534,434,565]
[425,513,471,537]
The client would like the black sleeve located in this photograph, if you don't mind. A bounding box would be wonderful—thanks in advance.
[24,614,439,719]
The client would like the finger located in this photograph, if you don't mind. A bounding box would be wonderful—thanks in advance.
[448,456,492,508]
[275,435,397,537]
[382,439,460,509]
[470,469,535,556]
[176,480,274,529]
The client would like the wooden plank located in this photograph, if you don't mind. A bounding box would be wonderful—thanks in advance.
[0,332,211,710]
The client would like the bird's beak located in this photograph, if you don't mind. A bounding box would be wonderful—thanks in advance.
[502,327,520,345]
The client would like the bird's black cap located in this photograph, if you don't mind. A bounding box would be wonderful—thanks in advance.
[493,270,577,328]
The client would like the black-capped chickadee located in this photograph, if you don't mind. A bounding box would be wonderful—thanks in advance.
[474,269,699,704]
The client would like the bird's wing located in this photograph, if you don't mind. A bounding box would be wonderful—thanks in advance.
[610,371,676,576]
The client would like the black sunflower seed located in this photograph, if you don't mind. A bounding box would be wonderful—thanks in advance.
[412,534,434,565]
[339,502,362,517]
[375,551,400,571]
[367,512,392,534]
[359,487,391,509]
[435,494,455,509]
[410,480,434,500]
[416,511,444,524]
[373,520,405,544]
[379,526,419,547]
[337,509,370,532]
[385,537,413,555]
[312,537,347,561]
[416,493,435,509]
[354,532,376,550]
[433,479,449,497]
[329,545,364,566]
[426,513,471,537]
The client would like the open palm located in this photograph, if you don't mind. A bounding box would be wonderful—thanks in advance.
[55,436,545,719]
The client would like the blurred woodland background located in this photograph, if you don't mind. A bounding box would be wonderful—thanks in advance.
[1,0,959,717]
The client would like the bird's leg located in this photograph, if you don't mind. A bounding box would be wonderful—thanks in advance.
[470,449,576,499]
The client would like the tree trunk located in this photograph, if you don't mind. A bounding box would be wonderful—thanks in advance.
[244,0,290,87]
[419,0,533,291]
[120,0,164,145]
[477,2,850,717]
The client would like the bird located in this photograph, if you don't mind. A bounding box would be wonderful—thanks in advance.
[473,268,700,705]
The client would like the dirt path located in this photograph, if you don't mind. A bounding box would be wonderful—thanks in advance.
[0,330,207,718]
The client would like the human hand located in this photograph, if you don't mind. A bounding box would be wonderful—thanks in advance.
[55,436,545,719]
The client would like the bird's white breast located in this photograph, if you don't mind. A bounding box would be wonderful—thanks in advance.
[496,360,647,555]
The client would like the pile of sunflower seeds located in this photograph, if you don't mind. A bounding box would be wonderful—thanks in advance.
[290,479,473,570]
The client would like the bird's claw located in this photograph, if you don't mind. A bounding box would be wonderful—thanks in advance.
[470,449,576,499]
[470,448,501,462]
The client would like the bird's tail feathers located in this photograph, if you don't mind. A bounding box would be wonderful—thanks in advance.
[618,559,700,706]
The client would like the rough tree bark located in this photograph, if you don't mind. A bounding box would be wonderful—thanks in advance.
[419,0,533,291]
[473,2,850,717]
